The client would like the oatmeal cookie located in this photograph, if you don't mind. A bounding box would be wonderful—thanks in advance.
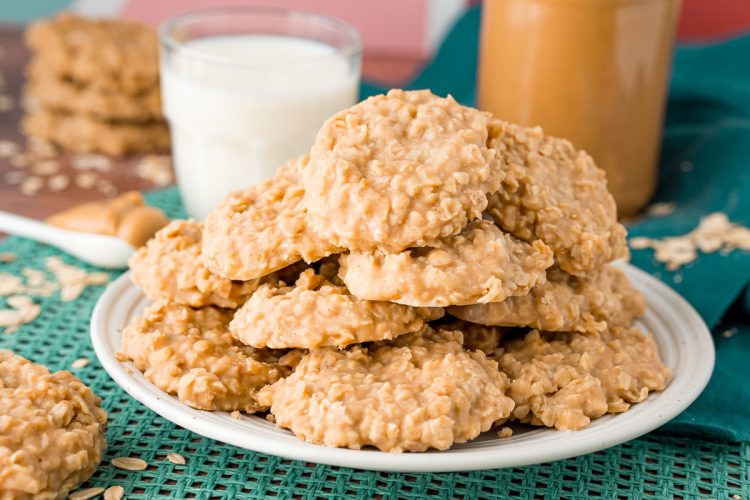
[203,156,339,280]
[339,220,554,307]
[230,268,443,349]
[24,13,159,95]
[449,265,645,333]
[0,350,107,500]
[259,328,514,452]
[120,301,286,413]
[25,77,162,122]
[485,120,628,276]
[304,89,503,253]
[22,109,169,156]
[496,327,669,430]
[129,219,263,308]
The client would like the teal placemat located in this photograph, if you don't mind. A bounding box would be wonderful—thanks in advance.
[0,188,748,499]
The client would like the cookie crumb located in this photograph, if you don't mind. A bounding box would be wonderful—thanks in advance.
[72,357,90,369]
[104,485,124,500]
[645,202,676,218]
[166,452,186,465]
[497,427,513,438]
[68,487,105,500]
[111,456,148,471]
[722,328,737,339]
[265,413,276,423]
[0,252,15,263]
[732,495,741,500]
[230,410,241,420]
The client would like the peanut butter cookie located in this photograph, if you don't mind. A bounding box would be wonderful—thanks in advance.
[496,327,669,430]
[304,89,503,253]
[203,156,339,281]
[339,220,554,307]
[259,328,514,452]
[22,109,169,156]
[0,350,107,500]
[486,121,628,276]
[120,301,288,413]
[129,220,263,308]
[449,265,645,333]
[230,268,443,349]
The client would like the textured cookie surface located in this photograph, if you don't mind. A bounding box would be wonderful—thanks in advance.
[230,268,443,349]
[450,266,645,333]
[495,327,669,430]
[486,120,628,276]
[339,220,554,307]
[259,328,514,452]
[304,89,503,253]
[121,301,288,413]
[0,350,108,500]
[203,157,339,281]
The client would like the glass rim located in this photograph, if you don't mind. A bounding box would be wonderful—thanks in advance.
[159,5,362,68]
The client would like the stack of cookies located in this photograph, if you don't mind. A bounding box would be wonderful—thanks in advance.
[22,13,170,156]
[123,90,669,452]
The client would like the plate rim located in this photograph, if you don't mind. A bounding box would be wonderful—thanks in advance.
[91,263,715,473]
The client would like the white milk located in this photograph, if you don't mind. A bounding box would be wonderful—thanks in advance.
[161,35,360,219]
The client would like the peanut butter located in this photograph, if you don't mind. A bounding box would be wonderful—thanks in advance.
[47,191,168,247]
[478,0,680,216]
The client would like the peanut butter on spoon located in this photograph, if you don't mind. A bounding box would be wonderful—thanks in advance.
[47,191,169,248]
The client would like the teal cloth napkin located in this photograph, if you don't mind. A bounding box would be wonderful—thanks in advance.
[363,6,750,441]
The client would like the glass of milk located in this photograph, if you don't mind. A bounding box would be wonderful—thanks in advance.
[160,6,362,219]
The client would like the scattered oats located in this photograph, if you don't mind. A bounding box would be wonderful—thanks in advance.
[732,495,741,500]
[3,170,24,185]
[72,357,90,369]
[72,153,111,172]
[31,159,61,176]
[629,213,750,270]
[48,173,71,192]
[45,257,109,301]
[112,456,148,471]
[19,175,43,196]
[136,155,173,186]
[96,178,118,197]
[75,172,98,189]
[646,202,676,218]
[0,252,15,263]
[0,139,18,157]
[230,410,241,420]
[265,413,276,423]
[103,485,125,500]
[166,452,186,465]
[0,94,14,112]
[722,327,738,339]
[497,427,513,438]
[9,153,29,168]
[680,161,693,173]
[115,351,128,362]
[68,487,105,500]
[673,274,683,284]
[0,273,23,295]
[0,295,39,333]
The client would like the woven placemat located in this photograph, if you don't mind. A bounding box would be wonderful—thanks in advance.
[0,188,747,499]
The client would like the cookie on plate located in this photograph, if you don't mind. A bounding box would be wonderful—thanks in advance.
[259,328,514,452]
[0,350,107,499]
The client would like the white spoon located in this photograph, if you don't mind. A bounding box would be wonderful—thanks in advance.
[0,210,135,269]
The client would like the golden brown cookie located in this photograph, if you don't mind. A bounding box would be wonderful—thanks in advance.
[259,328,514,452]
[24,13,159,95]
[0,350,108,499]
[449,265,645,333]
[22,109,170,156]
[339,220,554,307]
[486,120,628,276]
[230,268,443,349]
[129,220,264,308]
[304,89,504,253]
[202,156,339,280]
[25,76,162,122]
[496,327,669,430]
[120,301,288,413]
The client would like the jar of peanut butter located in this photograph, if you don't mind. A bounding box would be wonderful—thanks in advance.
[478,0,680,216]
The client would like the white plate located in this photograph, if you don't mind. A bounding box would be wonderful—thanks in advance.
[91,263,714,473]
